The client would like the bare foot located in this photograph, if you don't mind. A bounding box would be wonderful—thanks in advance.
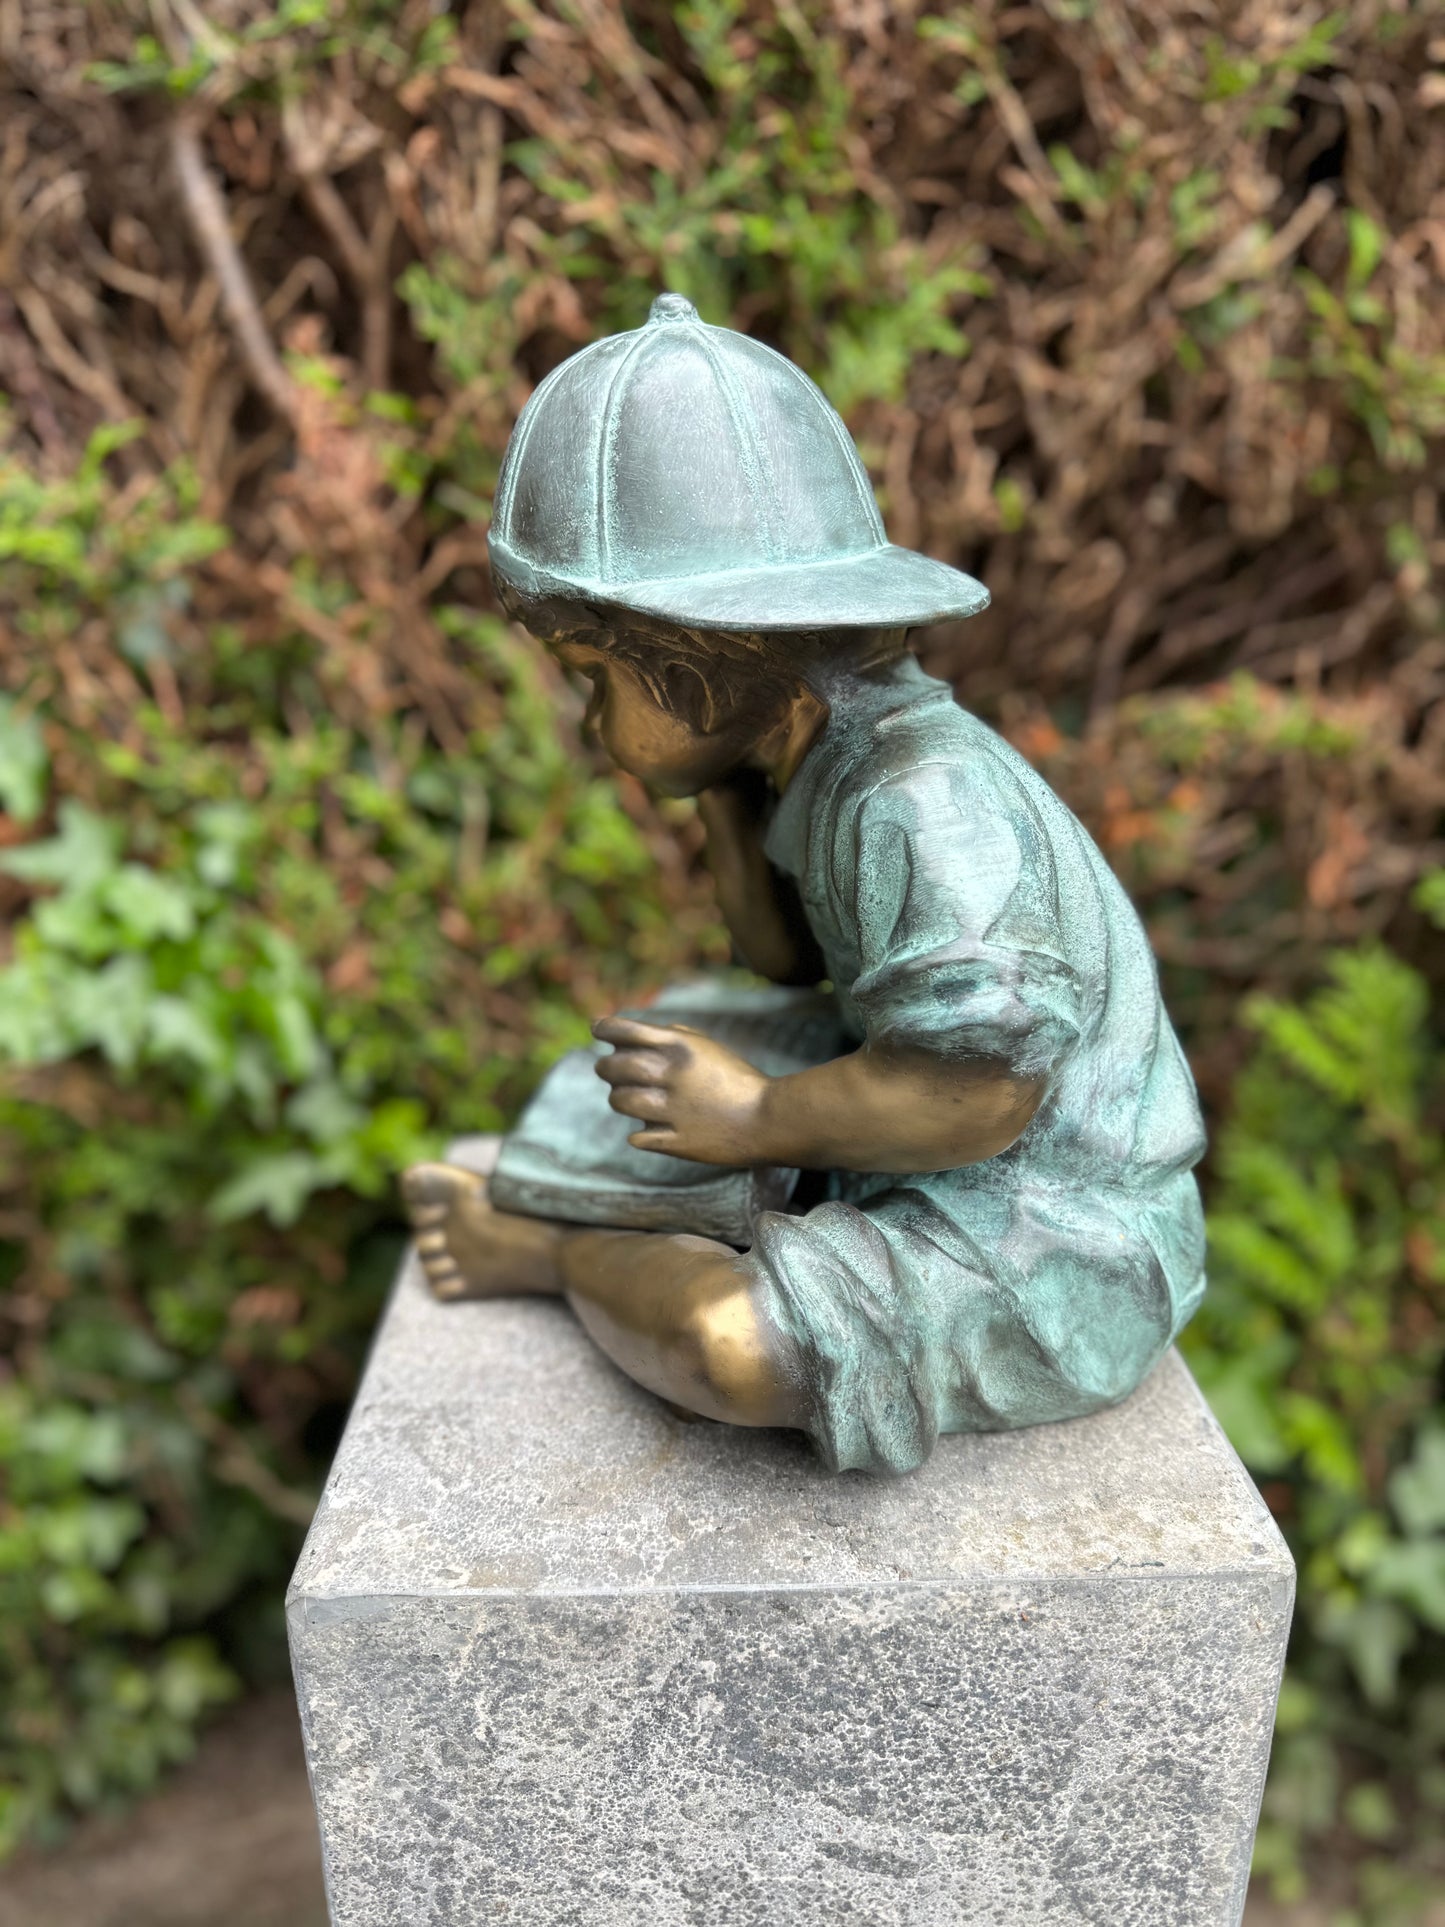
[401,1163,566,1300]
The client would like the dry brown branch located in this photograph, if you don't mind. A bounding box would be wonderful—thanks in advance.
[0,0,1436,1007]
[171,116,298,422]
[0,287,66,462]
[175,1388,318,1528]
[282,98,396,391]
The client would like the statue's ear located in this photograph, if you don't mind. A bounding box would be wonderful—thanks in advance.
[654,658,716,731]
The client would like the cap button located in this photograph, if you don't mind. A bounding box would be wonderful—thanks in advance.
[648,292,698,326]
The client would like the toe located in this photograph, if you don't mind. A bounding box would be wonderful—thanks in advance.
[419,1249,463,1296]
[401,1162,452,1208]
[402,1161,480,1217]
[404,1156,466,1202]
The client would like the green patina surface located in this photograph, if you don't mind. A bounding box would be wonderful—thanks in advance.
[749,659,1205,1473]
[489,293,989,632]
[488,297,1207,1475]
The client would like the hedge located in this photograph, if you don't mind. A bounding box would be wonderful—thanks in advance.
[0,1,1441,1913]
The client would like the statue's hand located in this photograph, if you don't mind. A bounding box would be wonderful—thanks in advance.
[593,1016,771,1167]
[697,768,771,838]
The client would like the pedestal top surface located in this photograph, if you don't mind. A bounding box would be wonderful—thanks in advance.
[291,1250,1290,1606]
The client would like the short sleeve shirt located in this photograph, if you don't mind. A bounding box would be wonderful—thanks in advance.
[763,660,1206,1191]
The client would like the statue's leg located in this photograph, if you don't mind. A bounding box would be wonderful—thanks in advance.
[557,1229,807,1432]
[400,1164,807,1432]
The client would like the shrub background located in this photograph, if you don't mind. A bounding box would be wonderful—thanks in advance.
[0,0,1441,1915]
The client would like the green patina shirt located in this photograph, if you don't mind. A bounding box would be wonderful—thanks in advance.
[747,658,1207,1474]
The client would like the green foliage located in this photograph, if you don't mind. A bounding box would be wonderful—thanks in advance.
[1135,672,1372,765]
[1183,923,1445,1910]
[3,4,1443,1913]
[0,423,713,1850]
[0,418,226,667]
[1296,265,1445,471]
[1198,12,1346,115]
[402,0,986,421]
[87,0,458,101]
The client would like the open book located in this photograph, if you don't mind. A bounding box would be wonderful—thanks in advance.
[489,982,849,1246]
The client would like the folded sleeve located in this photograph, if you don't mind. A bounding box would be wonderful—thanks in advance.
[842,759,1085,1079]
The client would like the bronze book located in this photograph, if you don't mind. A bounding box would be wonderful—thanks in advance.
[489,983,848,1245]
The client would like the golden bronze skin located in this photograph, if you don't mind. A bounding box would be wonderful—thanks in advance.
[421,297,1208,1477]
[402,608,1047,1437]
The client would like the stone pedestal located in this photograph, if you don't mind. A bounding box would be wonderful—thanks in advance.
[289,1153,1292,1926]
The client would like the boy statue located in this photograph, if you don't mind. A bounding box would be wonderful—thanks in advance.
[403,292,1206,1476]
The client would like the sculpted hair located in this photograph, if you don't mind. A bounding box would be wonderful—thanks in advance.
[495,579,909,733]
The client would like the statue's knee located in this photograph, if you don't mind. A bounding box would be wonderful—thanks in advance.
[679,1288,795,1428]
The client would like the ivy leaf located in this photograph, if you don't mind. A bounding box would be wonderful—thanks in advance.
[1415,869,1445,933]
[1188,1353,1291,1470]
[1367,1540,1445,1633]
[19,1406,129,1488]
[145,995,231,1080]
[1389,1427,1445,1536]
[0,698,48,823]
[103,865,198,944]
[1316,1595,1416,1708]
[209,1152,330,1226]
[34,1496,146,1570]
[0,800,120,892]
[73,954,156,1071]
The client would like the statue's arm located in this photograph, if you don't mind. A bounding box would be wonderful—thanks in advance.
[751,1046,1046,1174]
[696,780,825,987]
[594,1018,1047,1174]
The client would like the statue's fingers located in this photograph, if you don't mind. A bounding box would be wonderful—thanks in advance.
[628,1127,680,1154]
[595,1049,673,1087]
[592,1015,684,1051]
[606,1084,671,1122]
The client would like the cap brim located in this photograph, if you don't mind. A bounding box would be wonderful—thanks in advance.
[490,541,989,632]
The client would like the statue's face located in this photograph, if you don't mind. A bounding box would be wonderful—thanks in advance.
[548,637,762,797]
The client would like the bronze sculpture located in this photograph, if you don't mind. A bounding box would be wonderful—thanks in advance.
[403,293,1206,1475]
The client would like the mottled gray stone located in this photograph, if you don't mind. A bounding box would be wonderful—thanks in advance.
[289,1149,1293,1927]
